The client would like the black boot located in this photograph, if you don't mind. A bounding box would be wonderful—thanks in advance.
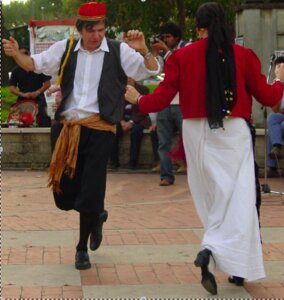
[76,213,93,270]
[75,250,91,270]
[194,249,218,295]
[228,276,244,286]
[89,210,108,251]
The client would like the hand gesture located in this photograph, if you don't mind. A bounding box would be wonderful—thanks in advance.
[125,84,141,104]
[120,120,132,132]
[30,91,40,99]
[275,62,284,82]
[2,36,20,57]
[22,92,34,99]
[150,39,168,54]
[46,85,60,97]
[123,30,148,54]
[148,123,157,132]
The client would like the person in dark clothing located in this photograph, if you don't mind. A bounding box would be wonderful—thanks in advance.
[150,22,188,186]
[3,2,160,270]
[110,78,156,169]
[266,56,284,171]
[9,47,51,127]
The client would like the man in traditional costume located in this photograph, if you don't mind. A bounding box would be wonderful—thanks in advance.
[3,1,160,270]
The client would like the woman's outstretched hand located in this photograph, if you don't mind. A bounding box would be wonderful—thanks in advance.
[125,84,141,104]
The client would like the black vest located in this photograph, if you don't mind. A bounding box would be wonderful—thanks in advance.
[55,39,127,124]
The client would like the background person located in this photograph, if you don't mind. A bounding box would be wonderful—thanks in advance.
[4,104,34,128]
[125,2,284,295]
[267,56,284,174]
[150,22,187,186]
[6,106,24,127]
[46,85,63,124]
[3,1,160,271]
[9,46,51,127]
[148,112,160,172]
[110,78,157,170]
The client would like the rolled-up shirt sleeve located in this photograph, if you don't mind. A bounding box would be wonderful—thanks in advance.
[31,39,67,76]
[120,42,160,81]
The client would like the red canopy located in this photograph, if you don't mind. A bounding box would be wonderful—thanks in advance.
[29,19,76,27]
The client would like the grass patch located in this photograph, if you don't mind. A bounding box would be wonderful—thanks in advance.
[146,84,159,93]
[0,83,159,123]
[1,86,17,123]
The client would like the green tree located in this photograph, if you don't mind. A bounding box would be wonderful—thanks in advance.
[3,0,243,40]
[2,0,29,28]
[61,0,242,42]
[3,0,72,29]
[1,13,17,86]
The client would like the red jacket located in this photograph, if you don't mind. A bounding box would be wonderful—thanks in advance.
[139,38,284,122]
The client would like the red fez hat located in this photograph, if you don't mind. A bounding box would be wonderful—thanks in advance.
[77,2,107,21]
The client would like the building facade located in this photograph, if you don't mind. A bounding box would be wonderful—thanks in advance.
[235,0,284,126]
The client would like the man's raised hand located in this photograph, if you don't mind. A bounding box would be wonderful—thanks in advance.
[2,36,20,57]
[123,30,148,55]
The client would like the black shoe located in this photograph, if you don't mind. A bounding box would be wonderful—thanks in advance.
[228,276,244,286]
[75,250,91,270]
[128,161,137,170]
[110,161,120,169]
[194,249,218,295]
[89,210,108,251]
[269,146,283,160]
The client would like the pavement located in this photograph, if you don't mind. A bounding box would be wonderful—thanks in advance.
[1,169,284,299]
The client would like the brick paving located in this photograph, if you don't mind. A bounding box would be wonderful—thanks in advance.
[1,170,284,299]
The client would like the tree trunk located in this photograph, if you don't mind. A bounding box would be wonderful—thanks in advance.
[175,0,186,38]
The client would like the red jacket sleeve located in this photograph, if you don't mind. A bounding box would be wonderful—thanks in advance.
[139,50,180,114]
[243,48,283,107]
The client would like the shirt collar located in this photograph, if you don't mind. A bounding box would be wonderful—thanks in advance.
[74,37,109,53]
[176,40,185,49]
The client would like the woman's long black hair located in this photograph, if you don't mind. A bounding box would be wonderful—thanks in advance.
[196,2,237,129]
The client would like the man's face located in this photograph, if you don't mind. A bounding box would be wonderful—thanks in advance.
[81,22,106,51]
[12,112,20,120]
[162,33,179,50]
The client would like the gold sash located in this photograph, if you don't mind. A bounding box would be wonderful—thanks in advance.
[48,114,115,193]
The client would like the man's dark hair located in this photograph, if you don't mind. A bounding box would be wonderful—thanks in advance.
[159,22,182,41]
[76,19,106,32]
[275,56,284,66]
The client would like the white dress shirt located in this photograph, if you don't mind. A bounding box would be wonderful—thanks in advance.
[32,37,160,120]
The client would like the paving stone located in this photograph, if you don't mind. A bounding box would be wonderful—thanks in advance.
[2,170,284,298]
[83,283,251,298]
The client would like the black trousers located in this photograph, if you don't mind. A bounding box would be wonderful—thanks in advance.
[246,120,261,218]
[51,122,115,213]
[150,130,159,163]
[36,96,51,127]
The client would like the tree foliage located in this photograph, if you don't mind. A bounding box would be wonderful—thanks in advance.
[3,0,73,29]
[1,12,17,86]
[3,0,243,42]
[61,0,242,41]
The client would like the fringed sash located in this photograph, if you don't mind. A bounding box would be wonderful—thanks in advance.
[48,114,115,193]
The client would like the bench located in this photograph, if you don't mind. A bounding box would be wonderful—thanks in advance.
[1,127,283,170]
[1,128,159,170]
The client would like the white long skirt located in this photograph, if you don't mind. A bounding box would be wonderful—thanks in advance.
[183,118,265,281]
